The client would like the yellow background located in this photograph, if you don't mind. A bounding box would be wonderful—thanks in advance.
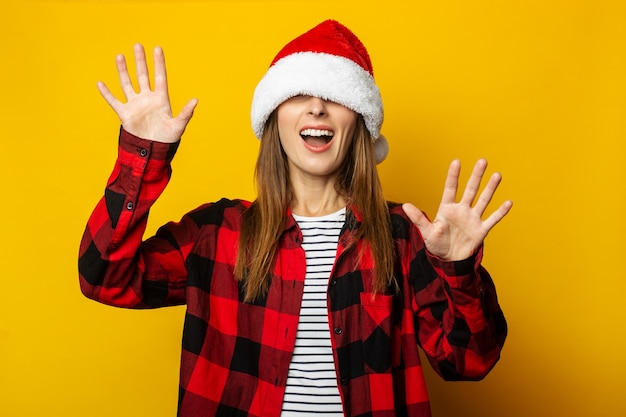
[1,0,624,416]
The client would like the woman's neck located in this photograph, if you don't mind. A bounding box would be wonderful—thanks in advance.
[289,174,347,217]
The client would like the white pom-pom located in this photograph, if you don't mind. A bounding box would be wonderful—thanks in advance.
[373,134,389,164]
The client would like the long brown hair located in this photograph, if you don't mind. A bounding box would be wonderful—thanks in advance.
[235,111,395,302]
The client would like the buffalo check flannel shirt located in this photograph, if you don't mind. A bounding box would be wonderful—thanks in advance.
[78,129,507,417]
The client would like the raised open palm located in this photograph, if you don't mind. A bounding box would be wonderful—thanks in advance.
[402,159,513,261]
[97,44,197,143]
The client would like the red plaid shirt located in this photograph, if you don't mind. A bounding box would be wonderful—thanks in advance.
[79,129,507,417]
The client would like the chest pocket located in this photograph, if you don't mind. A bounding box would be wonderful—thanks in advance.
[360,292,394,373]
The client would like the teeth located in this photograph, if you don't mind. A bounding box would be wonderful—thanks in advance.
[300,129,334,137]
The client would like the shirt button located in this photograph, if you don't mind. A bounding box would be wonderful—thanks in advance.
[126,202,134,210]
[340,377,348,385]
[139,148,148,157]
[330,279,337,286]
[334,327,343,335]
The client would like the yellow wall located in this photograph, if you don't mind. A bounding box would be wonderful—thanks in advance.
[1,0,624,416]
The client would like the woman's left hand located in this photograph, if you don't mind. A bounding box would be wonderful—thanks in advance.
[402,159,513,261]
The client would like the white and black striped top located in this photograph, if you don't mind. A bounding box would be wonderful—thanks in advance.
[280,208,346,417]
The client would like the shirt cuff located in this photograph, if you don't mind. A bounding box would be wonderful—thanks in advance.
[119,127,180,164]
[425,245,484,289]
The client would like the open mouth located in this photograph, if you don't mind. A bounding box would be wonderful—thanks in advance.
[300,128,334,147]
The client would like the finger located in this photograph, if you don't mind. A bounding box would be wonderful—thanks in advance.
[482,200,513,232]
[96,81,123,114]
[473,171,502,215]
[115,53,135,99]
[440,159,461,204]
[134,43,151,91]
[460,159,488,206]
[402,203,432,236]
[175,98,199,125]
[153,46,169,93]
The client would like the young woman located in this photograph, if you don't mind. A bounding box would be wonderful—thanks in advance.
[79,20,512,417]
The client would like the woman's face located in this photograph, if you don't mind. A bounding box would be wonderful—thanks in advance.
[277,95,358,182]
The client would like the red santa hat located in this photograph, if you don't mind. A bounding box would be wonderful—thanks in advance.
[250,20,389,163]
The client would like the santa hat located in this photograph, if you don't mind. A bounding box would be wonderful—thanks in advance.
[250,20,389,163]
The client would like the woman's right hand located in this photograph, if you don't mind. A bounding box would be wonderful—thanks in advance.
[97,44,198,143]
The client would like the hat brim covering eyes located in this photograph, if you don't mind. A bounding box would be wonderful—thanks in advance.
[251,51,383,141]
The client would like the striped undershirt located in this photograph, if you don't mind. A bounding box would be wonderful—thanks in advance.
[280,207,346,417]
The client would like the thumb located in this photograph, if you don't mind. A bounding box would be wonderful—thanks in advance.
[176,97,199,125]
[402,203,432,234]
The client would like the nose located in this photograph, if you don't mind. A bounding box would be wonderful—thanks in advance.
[307,96,327,117]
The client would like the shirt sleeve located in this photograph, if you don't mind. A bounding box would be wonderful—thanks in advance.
[78,128,197,308]
[399,210,507,381]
